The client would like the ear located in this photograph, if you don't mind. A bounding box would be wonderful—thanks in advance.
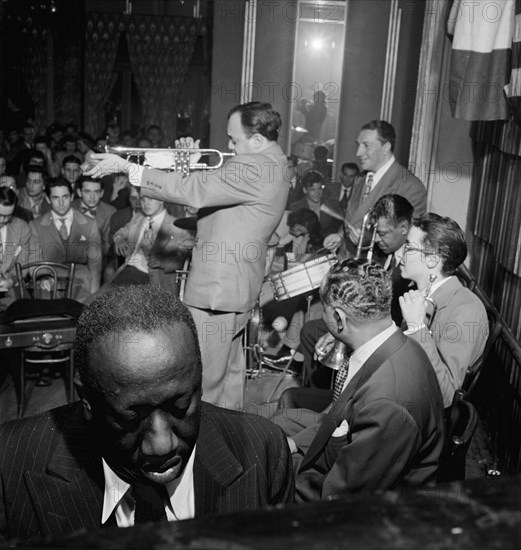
[382,141,392,156]
[333,306,348,331]
[425,253,441,270]
[250,133,265,150]
[74,375,93,421]
[398,221,409,235]
[76,187,82,198]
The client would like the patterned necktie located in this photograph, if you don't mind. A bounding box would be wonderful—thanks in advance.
[140,218,154,254]
[58,218,68,240]
[332,358,350,402]
[32,201,41,217]
[362,172,374,202]
[133,482,167,524]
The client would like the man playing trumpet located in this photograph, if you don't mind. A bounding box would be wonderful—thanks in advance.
[399,213,489,407]
[83,102,290,410]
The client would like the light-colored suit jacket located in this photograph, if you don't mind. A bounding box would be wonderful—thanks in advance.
[30,210,102,302]
[140,142,289,312]
[408,276,489,407]
[113,210,194,293]
[0,217,39,309]
[346,160,427,229]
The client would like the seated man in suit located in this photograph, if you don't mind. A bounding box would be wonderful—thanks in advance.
[0,285,294,541]
[324,162,359,215]
[17,165,51,219]
[325,120,426,258]
[272,259,444,501]
[30,177,102,302]
[108,190,194,295]
[73,175,116,281]
[399,213,489,407]
[0,175,33,222]
[0,187,38,311]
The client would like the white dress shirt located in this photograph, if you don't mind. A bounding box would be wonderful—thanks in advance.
[52,208,74,236]
[101,445,196,527]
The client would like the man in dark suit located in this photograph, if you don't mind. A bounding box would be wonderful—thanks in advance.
[0,285,294,542]
[324,120,427,258]
[85,102,289,410]
[273,260,444,501]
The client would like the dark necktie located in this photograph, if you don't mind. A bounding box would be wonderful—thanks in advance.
[362,173,374,202]
[340,189,348,212]
[133,482,167,524]
[81,206,97,218]
[332,358,350,402]
[58,218,68,240]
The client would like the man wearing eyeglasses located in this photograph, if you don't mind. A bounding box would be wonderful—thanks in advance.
[399,213,489,407]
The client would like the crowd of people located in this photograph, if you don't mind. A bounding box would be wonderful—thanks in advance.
[0,103,489,542]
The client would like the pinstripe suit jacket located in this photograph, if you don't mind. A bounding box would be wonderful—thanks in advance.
[0,402,293,542]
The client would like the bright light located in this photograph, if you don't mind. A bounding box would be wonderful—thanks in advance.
[311,38,323,50]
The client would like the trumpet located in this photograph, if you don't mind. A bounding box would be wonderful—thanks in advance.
[105,145,235,175]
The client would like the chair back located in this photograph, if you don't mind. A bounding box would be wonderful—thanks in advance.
[15,261,76,300]
[438,393,479,482]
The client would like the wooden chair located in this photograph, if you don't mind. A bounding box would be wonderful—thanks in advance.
[8,262,82,417]
[438,390,479,482]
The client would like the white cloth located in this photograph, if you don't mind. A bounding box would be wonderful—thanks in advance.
[127,209,166,273]
[101,445,196,527]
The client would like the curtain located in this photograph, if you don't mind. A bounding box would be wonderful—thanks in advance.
[447,0,515,120]
[84,13,124,138]
[468,120,521,339]
[20,17,48,133]
[125,16,199,146]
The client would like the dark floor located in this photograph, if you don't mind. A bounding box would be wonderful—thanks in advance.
[0,355,496,480]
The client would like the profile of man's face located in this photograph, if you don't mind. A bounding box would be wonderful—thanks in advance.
[83,323,202,485]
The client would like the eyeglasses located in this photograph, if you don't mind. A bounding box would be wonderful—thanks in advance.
[403,242,435,255]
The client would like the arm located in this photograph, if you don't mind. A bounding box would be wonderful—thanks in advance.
[113,222,133,258]
[268,424,295,505]
[86,223,102,294]
[296,400,421,501]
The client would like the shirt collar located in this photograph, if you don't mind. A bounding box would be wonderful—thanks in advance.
[52,208,74,223]
[147,208,166,227]
[348,322,398,381]
[427,275,452,297]
[372,155,395,185]
[101,444,197,525]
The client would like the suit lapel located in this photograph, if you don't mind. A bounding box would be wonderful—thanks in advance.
[299,330,406,472]
[193,407,258,517]
[24,405,104,536]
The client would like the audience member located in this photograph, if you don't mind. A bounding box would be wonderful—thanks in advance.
[18,166,51,218]
[55,134,83,168]
[0,284,294,540]
[325,162,359,213]
[30,177,101,302]
[399,213,489,407]
[273,259,444,501]
[0,175,33,222]
[34,136,60,177]
[61,154,82,192]
[147,124,163,148]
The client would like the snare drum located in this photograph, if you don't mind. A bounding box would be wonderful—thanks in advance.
[270,254,337,301]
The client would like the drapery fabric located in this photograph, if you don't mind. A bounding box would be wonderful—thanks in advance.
[468,120,521,338]
[84,13,124,138]
[125,16,199,146]
[84,14,200,144]
[447,0,515,120]
[505,0,521,125]
[20,17,48,132]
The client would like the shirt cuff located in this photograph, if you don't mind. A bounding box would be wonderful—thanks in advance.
[127,164,144,187]
[404,322,429,335]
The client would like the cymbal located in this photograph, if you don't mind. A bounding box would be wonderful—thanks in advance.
[173,217,197,231]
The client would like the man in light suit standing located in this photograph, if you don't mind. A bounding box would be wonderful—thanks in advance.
[325,120,426,258]
[30,177,102,302]
[85,102,289,410]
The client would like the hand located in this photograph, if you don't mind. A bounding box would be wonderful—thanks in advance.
[287,436,298,454]
[115,241,132,257]
[81,153,136,179]
[323,233,343,252]
[147,254,163,269]
[175,137,201,165]
[399,289,428,330]
[0,274,13,292]
[39,277,54,293]
[346,223,360,245]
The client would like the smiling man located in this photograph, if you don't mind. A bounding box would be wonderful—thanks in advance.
[324,120,426,257]
[0,285,293,541]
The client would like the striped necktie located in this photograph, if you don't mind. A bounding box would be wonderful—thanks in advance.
[362,173,374,201]
[332,358,350,402]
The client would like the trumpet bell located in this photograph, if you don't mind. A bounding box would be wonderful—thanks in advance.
[315,333,347,370]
